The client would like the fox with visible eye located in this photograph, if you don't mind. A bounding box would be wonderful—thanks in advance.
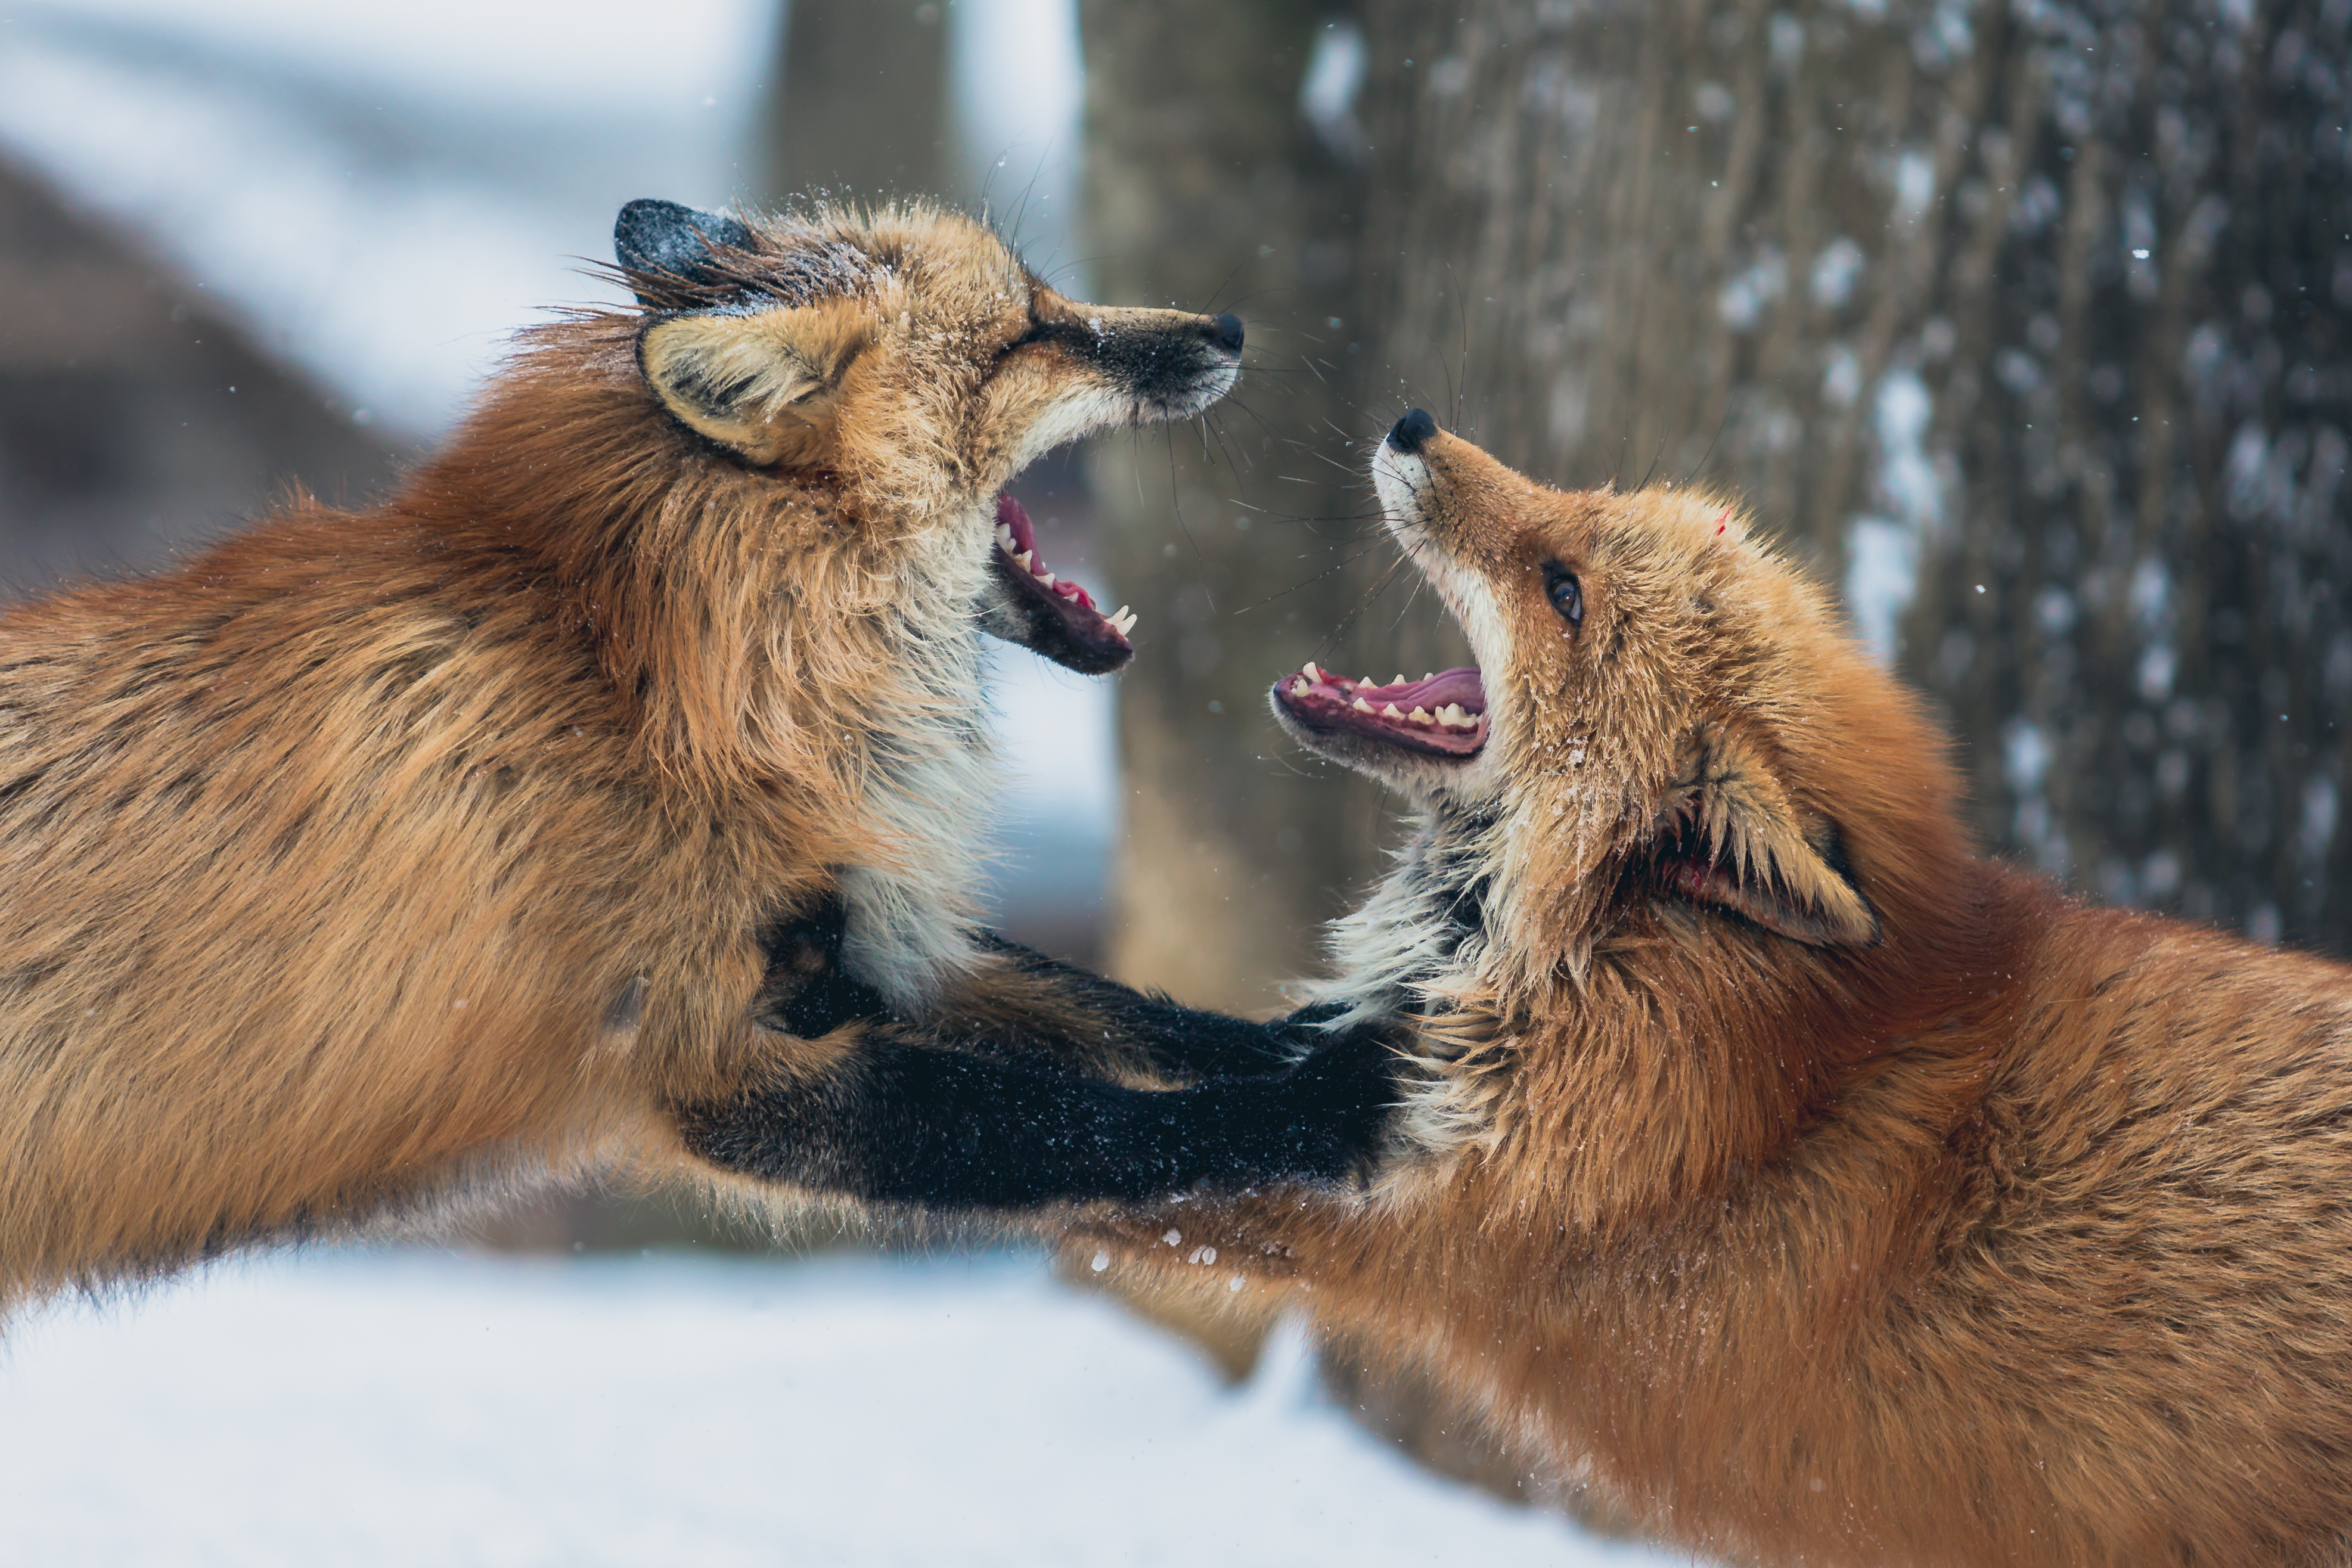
[944,411,2352,1568]
[0,197,1412,1310]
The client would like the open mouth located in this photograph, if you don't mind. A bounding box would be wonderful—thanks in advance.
[984,492,1137,676]
[1271,662,1487,760]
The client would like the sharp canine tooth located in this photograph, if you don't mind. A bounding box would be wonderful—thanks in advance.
[1410,707,1432,723]
[1291,677,1310,696]
[996,524,1014,548]
[1383,703,1403,719]
[1354,698,1375,713]
[1013,549,1033,570]
[1302,661,1323,682]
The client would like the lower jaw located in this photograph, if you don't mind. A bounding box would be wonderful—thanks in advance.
[982,554,1133,675]
[1269,665,1489,765]
[978,491,1134,675]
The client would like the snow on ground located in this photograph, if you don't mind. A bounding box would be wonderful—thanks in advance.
[0,1249,1696,1568]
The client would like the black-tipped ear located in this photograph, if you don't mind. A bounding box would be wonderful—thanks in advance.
[614,199,756,304]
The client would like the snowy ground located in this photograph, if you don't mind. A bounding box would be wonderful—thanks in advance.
[0,1249,1699,1568]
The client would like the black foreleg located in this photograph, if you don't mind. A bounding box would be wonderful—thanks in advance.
[757,902,1354,1083]
[675,1023,1398,1209]
[961,933,1352,1080]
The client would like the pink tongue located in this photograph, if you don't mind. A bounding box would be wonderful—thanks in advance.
[997,492,1038,556]
[1358,667,1484,712]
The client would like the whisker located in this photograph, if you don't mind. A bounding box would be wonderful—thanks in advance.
[1230,536,1407,616]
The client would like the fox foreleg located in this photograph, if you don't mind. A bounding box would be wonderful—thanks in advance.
[944,934,1354,1082]
[674,1019,1398,1208]
[686,898,1402,1208]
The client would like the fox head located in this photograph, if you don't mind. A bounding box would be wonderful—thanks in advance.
[610,198,1242,677]
[1273,412,1972,996]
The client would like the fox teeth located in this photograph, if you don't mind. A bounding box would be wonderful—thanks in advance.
[995,524,1016,550]
[1392,674,1408,688]
[1109,607,1137,636]
[1353,697,1376,714]
[1301,660,1323,683]
[1037,571,1056,588]
[1409,707,1433,724]
[1383,703,1404,719]
[1013,549,1033,570]
[1291,677,1311,697]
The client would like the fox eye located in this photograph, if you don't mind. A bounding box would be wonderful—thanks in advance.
[998,315,1051,358]
[1544,564,1584,628]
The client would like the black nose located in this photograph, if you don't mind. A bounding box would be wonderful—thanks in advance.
[1388,409,1438,454]
[1207,312,1245,353]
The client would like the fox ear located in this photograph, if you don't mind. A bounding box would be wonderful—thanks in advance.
[614,198,756,305]
[1650,723,1880,948]
[638,302,870,467]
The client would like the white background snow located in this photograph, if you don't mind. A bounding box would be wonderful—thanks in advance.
[0,1250,1696,1568]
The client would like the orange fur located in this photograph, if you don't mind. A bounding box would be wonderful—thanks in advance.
[1083,427,2352,1567]
[0,200,1234,1309]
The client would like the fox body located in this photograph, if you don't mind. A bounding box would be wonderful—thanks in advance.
[1044,415,2352,1567]
[0,197,1283,1307]
[766,411,2352,1565]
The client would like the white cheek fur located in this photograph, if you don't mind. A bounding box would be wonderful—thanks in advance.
[1006,385,1132,473]
[1369,451,1512,806]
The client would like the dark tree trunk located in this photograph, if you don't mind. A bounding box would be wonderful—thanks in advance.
[762,0,953,203]
[1349,0,2351,953]
[1079,1,1395,1014]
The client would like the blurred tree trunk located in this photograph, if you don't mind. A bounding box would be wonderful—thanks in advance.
[1351,0,2351,953]
[1080,1,1404,1014]
[762,0,952,202]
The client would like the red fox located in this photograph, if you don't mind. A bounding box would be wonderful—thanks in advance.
[764,411,2352,1566]
[0,197,1410,1310]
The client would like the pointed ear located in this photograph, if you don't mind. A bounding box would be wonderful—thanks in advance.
[638,302,870,467]
[614,199,756,305]
[1651,723,1880,948]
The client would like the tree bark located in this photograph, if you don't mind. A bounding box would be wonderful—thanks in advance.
[1079,1,1399,1014]
[762,0,953,203]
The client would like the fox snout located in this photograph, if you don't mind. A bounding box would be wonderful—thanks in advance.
[1370,408,1541,552]
[1040,304,1243,421]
